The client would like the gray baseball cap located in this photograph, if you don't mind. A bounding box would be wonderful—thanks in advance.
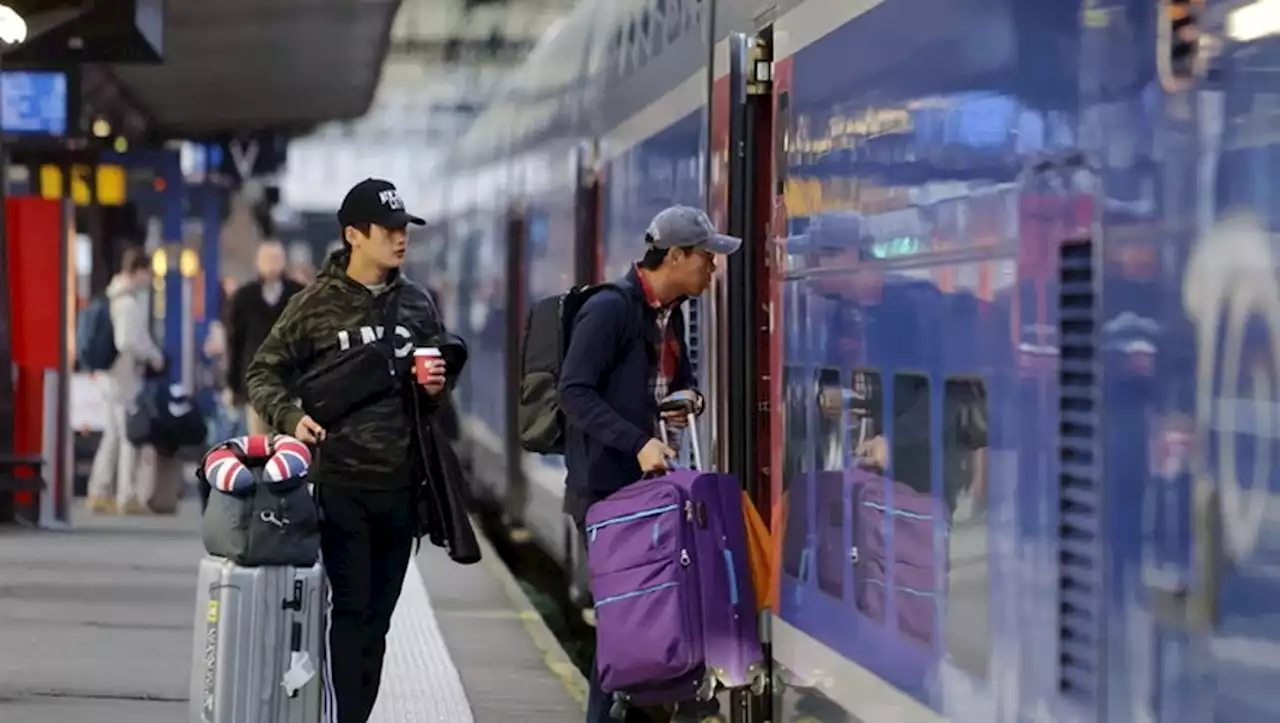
[645,206,742,255]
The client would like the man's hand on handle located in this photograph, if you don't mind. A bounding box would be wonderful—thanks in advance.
[659,407,690,428]
[637,438,676,474]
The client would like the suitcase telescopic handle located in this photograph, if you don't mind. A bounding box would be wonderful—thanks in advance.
[657,391,703,471]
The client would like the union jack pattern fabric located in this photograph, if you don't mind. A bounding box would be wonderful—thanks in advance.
[204,434,312,493]
[204,447,255,494]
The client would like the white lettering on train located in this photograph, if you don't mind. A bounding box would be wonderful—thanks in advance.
[1183,211,1280,561]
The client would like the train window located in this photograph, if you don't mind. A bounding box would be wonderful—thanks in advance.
[814,367,843,471]
[815,367,883,600]
[942,377,991,678]
[890,373,931,494]
[854,373,933,644]
[780,364,810,580]
[849,369,883,453]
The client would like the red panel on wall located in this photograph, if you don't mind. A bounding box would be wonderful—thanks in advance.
[11,370,43,472]
[7,197,64,369]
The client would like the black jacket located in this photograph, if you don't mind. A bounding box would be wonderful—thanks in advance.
[411,331,479,564]
[226,277,305,403]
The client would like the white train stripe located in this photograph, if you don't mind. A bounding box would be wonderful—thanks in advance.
[600,0,891,162]
[599,67,709,163]
[774,0,889,61]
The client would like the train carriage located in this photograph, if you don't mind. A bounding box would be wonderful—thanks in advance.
[404,0,1280,721]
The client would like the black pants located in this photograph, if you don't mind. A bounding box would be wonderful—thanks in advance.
[318,484,417,723]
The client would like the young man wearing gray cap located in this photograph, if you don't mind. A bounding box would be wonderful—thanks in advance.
[557,205,741,723]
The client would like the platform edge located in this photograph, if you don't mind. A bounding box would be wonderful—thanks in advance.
[472,516,589,710]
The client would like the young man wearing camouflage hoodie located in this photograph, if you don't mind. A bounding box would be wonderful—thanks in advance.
[245,178,451,723]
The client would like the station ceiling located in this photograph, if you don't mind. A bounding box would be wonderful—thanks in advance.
[115,0,403,136]
[8,0,404,137]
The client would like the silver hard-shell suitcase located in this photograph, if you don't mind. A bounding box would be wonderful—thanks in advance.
[190,555,326,723]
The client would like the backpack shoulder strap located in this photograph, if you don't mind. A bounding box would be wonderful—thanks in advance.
[585,281,645,372]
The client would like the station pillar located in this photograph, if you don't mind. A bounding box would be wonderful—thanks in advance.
[159,149,184,384]
[196,177,222,411]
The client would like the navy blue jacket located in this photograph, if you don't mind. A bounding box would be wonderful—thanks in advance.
[558,268,696,513]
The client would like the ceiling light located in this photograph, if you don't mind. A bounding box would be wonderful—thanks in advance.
[1229,0,1280,41]
[0,4,26,45]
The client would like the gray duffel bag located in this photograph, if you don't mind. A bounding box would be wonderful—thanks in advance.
[198,435,320,567]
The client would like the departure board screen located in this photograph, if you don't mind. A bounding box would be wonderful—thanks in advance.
[1,71,68,136]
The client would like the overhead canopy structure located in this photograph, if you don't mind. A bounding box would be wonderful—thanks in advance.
[6,0,403,137]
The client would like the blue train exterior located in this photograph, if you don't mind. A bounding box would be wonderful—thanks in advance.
[409,0,1280,721]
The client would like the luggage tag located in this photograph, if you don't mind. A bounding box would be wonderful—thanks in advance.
[281,651,317,696]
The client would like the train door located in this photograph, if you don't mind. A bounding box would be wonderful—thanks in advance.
[568,141,604,615]
[1137,5,1280,723]
[712,26,776,723]
[504,200,529,536]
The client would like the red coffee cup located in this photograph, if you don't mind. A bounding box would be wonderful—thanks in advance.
[414,347,443,384]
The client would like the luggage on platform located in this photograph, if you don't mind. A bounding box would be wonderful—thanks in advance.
[190,556,326,723]
[199,435,320,568]
[585,396,766,710]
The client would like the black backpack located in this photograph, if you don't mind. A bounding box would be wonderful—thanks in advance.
[518,283,630,454]
[76,296,118,371]
[125,376,209,457]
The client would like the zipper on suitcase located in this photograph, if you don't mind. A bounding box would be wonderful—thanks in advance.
[586,503,680,541]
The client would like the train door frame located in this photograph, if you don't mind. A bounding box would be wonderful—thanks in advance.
[720,24,775,723]
[503,200,529,536]
[567,140,604,615]
[574,140,603,286]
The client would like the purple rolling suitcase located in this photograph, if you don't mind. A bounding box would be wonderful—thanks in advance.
[585,408,766,707]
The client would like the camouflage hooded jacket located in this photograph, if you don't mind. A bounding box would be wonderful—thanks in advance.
[245,247,450,487]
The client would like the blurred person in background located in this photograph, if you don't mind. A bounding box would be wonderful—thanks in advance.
[202,277,237,390]
[86,247,165,515]
[288,259,317,286]
[226,241,304,434]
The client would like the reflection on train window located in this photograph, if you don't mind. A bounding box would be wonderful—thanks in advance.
[815,367,843,471]
[815,368,884,601]
[890,374,932,493]
[849,369,882,451]
[876,373,933,645]
[781,365,810,580]
[943,377,990,678]
[815,368,844,599]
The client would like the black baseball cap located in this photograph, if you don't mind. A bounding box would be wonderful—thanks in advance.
[337,178,425,230]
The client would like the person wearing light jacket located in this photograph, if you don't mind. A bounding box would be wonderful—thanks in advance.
[86,247,165,515]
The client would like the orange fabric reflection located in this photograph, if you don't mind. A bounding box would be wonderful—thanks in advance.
[740,490,778,613]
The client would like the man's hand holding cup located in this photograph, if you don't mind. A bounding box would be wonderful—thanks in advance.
[415,347,447,396]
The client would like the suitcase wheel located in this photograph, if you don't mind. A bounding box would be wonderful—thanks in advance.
[608,695,628,720]
[748,663,769,696]
[696,671,718,701]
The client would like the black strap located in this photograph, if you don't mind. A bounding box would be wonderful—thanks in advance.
[377,291,402,359]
